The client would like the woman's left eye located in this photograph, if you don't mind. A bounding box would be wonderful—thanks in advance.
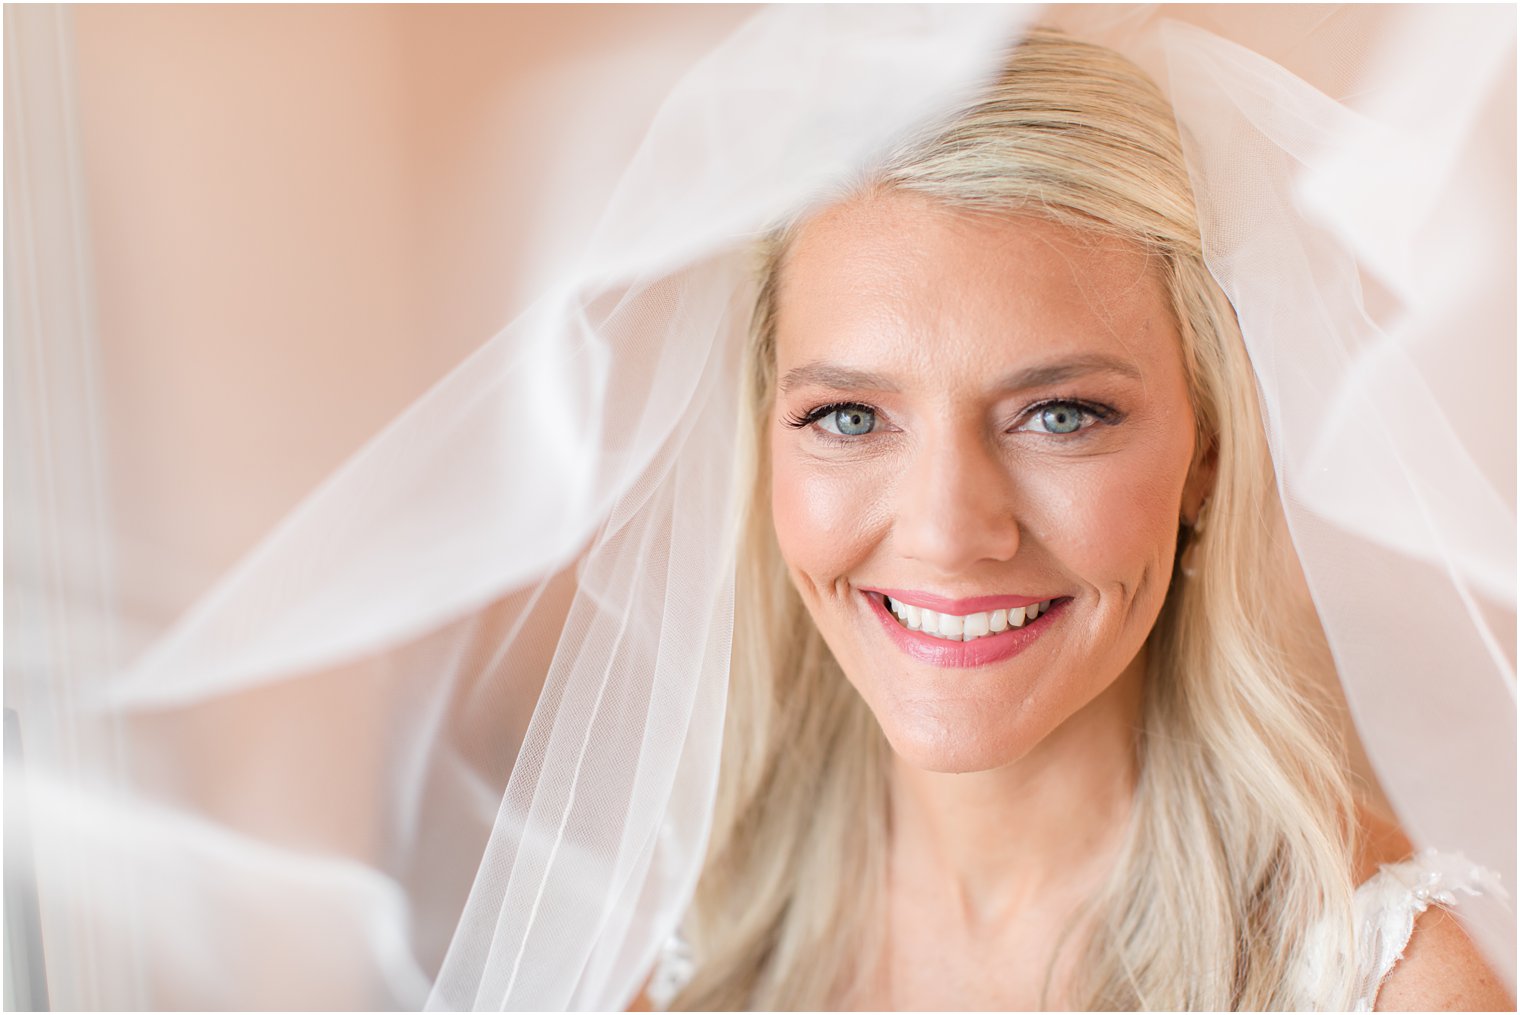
[1018,401,1103,435]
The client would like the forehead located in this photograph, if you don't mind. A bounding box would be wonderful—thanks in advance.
[774,189,1177,386]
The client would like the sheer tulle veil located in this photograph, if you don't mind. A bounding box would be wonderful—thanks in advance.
[5,4,1513,1009]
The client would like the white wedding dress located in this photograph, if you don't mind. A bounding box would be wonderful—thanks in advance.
[645,850,1506,1011]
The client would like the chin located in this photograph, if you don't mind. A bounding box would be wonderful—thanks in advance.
[873,701,1041,774]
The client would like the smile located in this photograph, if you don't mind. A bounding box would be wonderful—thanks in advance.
[860,589,1071,669]
[883,595,1055,642]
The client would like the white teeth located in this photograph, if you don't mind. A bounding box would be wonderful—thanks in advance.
[884,596,1058,642]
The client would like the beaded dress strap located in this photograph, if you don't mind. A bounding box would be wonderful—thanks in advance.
[1349,849,1507,1011]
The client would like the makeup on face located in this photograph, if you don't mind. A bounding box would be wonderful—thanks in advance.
[862,588,1072,668]
[768,189,1202,773]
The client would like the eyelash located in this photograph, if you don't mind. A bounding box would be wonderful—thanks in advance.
[782,401,873,430]
[782,398,1120,436]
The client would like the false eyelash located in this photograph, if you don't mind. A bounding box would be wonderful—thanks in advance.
[1020,397,1122,426]
[782,401,875,429]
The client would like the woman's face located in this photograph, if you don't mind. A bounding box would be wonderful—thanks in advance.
[769,189,1209,774]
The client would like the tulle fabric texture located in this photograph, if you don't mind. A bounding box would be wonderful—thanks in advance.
[5,4,1513,1009]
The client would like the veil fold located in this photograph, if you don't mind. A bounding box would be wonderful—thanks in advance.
[6,4,1513,1009]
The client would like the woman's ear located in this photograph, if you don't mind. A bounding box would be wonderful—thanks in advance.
[1182,435,1218,525]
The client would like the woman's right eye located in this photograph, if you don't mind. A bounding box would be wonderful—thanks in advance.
[816,405,876,436]
[783,402,879,437]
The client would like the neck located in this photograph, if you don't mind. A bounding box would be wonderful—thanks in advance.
[887,649,1145,930]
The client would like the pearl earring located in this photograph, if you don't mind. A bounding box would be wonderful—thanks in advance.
[1180,497,1211,578]
[1190,497,1211,533]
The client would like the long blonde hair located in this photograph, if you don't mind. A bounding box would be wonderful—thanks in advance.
[675,28,1359,1011]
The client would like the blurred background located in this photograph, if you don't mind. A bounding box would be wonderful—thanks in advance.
[51,4,752,639]
[8,7,753,1008]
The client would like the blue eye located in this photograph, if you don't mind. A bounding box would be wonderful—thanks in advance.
[820,405,876,436]
[1039,405,1085,434]
[1022,401,1104,435]
[781,401,881,438]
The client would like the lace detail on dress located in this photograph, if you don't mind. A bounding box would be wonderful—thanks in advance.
[1344,849,1507,1011]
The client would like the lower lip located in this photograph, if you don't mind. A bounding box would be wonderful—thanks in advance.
[865,593,1067,669]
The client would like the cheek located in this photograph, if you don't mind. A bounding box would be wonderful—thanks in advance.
[1017,440,1192,594]
[769,440,885,587]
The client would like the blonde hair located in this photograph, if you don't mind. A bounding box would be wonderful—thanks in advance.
[675,28,1359,1010]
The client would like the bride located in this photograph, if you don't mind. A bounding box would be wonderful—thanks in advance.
[643,27,1509,1011]
[8,6,1512,1011]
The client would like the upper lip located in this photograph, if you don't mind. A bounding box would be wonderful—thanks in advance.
[858,586,1055,614]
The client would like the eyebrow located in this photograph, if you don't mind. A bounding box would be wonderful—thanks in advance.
[777,354,1143,395]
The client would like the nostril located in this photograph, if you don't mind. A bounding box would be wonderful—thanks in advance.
[892,442,1022,570]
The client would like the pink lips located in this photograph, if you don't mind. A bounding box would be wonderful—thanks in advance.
[858,587,1046,614]
[862,590,1068,669]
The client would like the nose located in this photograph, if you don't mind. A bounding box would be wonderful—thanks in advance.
[893,424,1021,574]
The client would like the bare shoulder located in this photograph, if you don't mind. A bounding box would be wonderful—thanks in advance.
[1351,803,1514,1011]
[1374,905,1514,1011]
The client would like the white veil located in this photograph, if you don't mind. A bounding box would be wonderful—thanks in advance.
[5,5,1513,1010]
